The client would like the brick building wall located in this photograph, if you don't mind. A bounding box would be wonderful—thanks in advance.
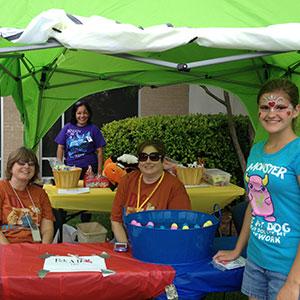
[2,96,23,173]
[139,84,189,116]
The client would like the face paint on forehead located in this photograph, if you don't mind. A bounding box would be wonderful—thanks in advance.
[259,94,294,113]
[261,94,287,107]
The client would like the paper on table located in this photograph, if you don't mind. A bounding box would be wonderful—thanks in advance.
[43,255,107,273]
[57,187,90,194]
[212,256,246,271]
[185,183,211,188]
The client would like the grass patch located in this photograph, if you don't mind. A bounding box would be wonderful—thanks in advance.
[66,211,113,240]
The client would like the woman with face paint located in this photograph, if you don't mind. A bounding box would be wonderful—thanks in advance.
[214,79,300,300]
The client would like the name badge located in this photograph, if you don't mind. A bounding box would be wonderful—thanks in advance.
[31,223,42,243]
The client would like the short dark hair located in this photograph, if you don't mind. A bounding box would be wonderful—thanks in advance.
[70,100,93,125]
[6,147,39,182]
[137,140,166,161]
[257,78,299,107]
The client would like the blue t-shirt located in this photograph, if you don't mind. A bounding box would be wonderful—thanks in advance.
[55,123,106,168]
[245,137,300,275]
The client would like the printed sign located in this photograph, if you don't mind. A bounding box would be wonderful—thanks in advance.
[43,255,106,272]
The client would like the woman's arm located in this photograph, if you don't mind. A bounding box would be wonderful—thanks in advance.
[0,231,9,245]
[110,175,129,242]
[40,218,54,244]
[213,203,252,262]
[111,220,128,243]
[56,144,65,163]
[276,175,300,300]
[277,246,300,300]
[96,147,103,175]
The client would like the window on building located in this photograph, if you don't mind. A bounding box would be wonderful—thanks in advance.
[40,87,138,178]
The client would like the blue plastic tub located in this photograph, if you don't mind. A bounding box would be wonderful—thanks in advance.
[124,210,219,265]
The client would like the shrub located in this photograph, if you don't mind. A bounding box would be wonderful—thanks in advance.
[102,114,251,186]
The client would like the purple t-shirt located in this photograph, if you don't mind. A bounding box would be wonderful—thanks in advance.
[55,123,106,168]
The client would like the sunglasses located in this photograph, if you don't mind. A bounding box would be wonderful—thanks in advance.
[17,160,35,167]
[138,152,162,162]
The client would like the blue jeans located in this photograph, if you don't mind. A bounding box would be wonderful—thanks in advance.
[242,259,300,300]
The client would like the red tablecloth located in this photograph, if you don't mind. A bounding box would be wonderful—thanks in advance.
[0,243,175,300]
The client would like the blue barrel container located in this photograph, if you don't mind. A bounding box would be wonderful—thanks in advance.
[124,210,219,265]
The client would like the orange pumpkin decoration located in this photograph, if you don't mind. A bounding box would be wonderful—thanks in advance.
[103,158,127,185]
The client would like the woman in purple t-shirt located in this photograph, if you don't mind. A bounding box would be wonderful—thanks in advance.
[55,100,106,178]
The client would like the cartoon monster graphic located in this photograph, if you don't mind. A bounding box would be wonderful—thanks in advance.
[245,173,276,222]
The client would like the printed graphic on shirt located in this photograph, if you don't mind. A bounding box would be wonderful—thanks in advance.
[6,206,39,227]
[125,193,155,215]
[245,174,275,222]
[126,202,155,215]
[66,129,93,159]
[245,162,291,245]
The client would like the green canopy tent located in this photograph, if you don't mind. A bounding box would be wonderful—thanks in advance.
[1,0,300,149]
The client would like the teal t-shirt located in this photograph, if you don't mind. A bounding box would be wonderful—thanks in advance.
[245,137,300,275]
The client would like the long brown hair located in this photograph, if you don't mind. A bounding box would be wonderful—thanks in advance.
[257,78,299,107]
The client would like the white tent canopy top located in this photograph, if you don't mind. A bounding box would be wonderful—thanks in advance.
[1,9,299,54]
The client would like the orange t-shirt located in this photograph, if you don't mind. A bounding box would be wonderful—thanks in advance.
[111,171,191,223]
[0,180,55,243]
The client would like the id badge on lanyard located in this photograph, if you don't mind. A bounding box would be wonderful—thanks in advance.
[25,214,42,242]
[31,224,42,242]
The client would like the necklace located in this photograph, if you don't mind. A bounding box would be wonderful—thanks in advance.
[9,182,40,214]
[9,182,42,242]
[136,172,165,212]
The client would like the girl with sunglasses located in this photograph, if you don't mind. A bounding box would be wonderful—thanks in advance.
[214,79,300,300]
[0,147,54,244]
[111,140,191,244]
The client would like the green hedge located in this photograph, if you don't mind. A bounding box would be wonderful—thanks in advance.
[101,114,251,186]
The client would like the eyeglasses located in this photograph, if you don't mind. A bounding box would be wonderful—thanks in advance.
[138,152,162,162]
[16,160,35,167]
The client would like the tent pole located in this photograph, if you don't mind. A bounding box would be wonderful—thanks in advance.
[186,51,281,69]
[113,51,282,71]
[0,40,62,54]
[0,41,283,71]
[113,53,178,69]
[0,63,19,80]
[19,57,40,86]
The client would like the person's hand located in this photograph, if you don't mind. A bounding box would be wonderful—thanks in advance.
[277,280,300,300]
[213,249,240,263]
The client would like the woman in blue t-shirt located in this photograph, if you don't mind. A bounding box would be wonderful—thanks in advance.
[55,100,106,178]
[214,78,300,300]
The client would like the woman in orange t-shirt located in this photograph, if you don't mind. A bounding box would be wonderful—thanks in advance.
[0,147,54,244]
[111,140,191,243]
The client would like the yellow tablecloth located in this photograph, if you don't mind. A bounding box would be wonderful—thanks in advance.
[44,182,245,213]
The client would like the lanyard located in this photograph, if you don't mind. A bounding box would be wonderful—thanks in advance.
[9,182,42,242]
[136,172,165,212]
[9,182,40,216]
